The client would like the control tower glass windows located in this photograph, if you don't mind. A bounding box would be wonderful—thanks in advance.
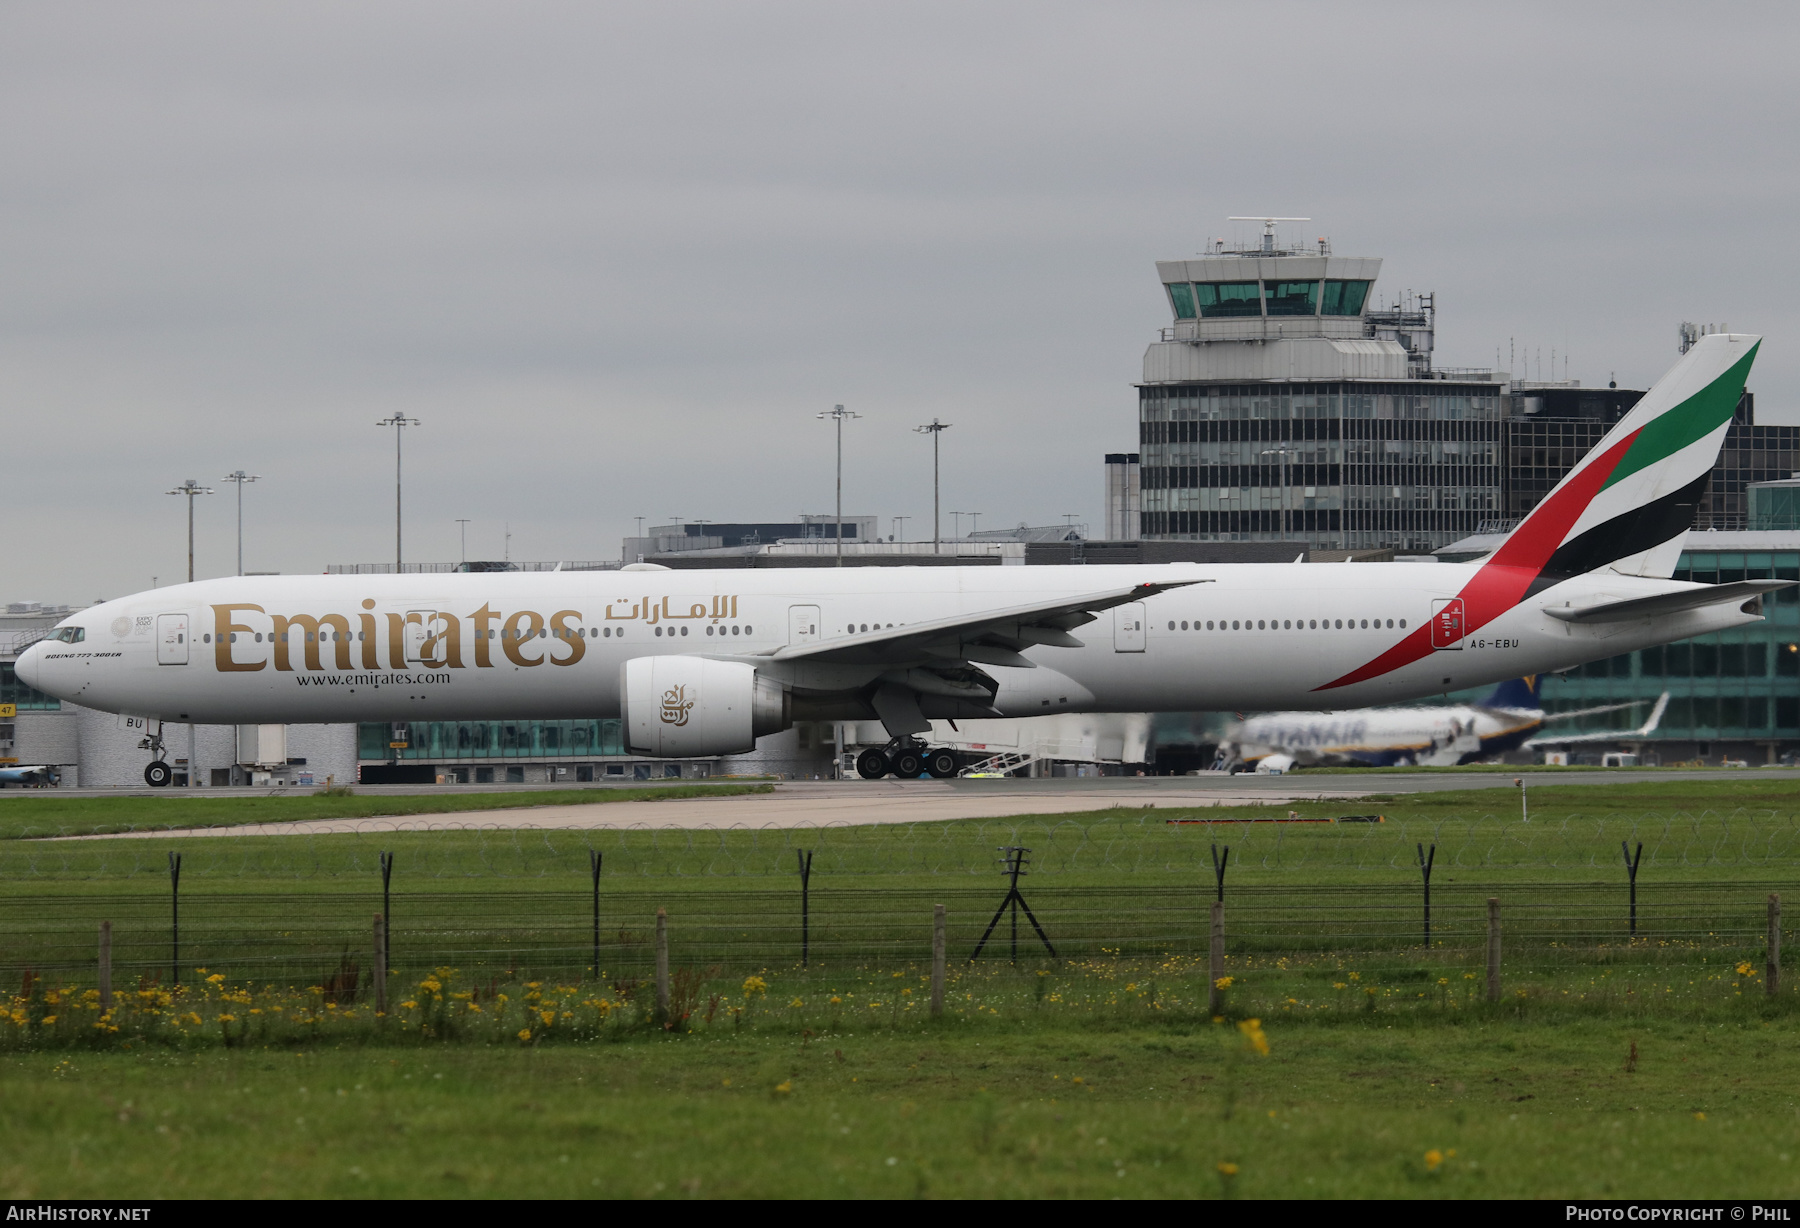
[1264,281,1320,316]
[1320,279,1371,317]
[1168,282,1197,320]
[1195,282,1262,318]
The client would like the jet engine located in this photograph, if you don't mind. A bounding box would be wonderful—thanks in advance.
[621,655,790,757]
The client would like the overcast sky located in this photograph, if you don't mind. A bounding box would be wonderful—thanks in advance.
[3,2,1796,603]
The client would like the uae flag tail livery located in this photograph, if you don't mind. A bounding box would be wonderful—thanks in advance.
[1323,332,1761,691]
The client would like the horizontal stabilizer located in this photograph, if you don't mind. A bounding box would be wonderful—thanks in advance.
[1527,692,1669,747]
[1542,580,1793,624]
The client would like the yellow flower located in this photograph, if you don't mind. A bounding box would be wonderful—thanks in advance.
[206,973,225,986]
[400,1000,418,1010]
[1237,1017,1270,1056]
[219,1014,236,1024]
[1694,1112,1707,1121]
[1736,961,1756,977]
[829,996,842,1005]
[1217,1162,1239,1176]
[743,976,768,999]
[1213,976,1234,990]
[1424,1149,1444,1171]
[539,1009,554,1026]
[40,1015,57,1025]
[774,1081,792,1095]
[789,998,805,1008]
[517,1028,532,1042]
[1332,982,1348,990]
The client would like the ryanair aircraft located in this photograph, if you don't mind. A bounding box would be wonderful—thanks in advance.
[16,334,1783,784]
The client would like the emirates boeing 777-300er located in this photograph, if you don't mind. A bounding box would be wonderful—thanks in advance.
[16,333,1784,785]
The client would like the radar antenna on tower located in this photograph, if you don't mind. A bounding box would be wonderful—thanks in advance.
[1228,216,1311,254]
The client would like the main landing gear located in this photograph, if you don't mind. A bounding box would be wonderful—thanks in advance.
[856,743,961,780]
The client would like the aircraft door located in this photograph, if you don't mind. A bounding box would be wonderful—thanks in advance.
[788,605,821,646]
[156,614,190,665]
[1112,603,1146,653]
[1430,598,1465,650]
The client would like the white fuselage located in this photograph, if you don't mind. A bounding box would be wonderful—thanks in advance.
[1227,704,1541,767]
[17,563,1756,728]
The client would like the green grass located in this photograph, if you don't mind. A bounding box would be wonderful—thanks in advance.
[6,779,1800,1198]
[6,994,1800,1198]
[0,782,774,840]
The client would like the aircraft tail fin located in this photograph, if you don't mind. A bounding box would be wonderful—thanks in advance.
[1489,332,1759,594]
[1481,675,1541,710]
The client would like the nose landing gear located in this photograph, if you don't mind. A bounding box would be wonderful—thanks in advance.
[139,729,172,788]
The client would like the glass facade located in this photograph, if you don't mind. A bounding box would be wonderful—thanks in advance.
[358,719,626,762]
[1194,282,1262,318]
[1137,382,1505,550]
[1503,390,1792,529]
[1319,279,1370,317]
[1539,550,1800,745]
[0,661,58,711]
[1170,279,1371,319]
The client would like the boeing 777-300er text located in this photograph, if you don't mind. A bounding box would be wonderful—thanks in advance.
[16,334,1785,785]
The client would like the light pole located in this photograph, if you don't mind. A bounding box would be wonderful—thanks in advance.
[376,414,420,571]
[892,515,910,542]
[165,479,214,583]
[221,471,260,577]
[1260,447,1295,539]
[913,418,951,555]
[455,519,471,564]
[816,404,861,566]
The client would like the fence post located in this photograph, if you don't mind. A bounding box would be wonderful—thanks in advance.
[797,849,813,969]
[168,851,182,987]
[1418,843,1436,947]
[1208,901,1225,1015]
[654,908,671,1025]
[99,918,114,1015]
[589,849,603,980]
[1622,841,1643,937]
[1211,843,1229,902]
[930,905,946,1018]
[379,851,395,969]
[1485,898,1501,1003]
[373,914,387,1014]
[1770,894,1782,998]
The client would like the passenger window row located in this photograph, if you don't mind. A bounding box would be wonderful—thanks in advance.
[1166,617,1407,632]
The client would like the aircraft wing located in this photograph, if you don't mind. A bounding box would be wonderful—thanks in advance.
[765,580,1206,668]
[1536,700,1643,722]
[1525,693,1669,747]
[1544,581,1793,624]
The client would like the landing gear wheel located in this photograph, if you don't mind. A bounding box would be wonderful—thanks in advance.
[925,748,959,779]
[144,761,172,788]
[891,749,925,779]
[855,748,890,780]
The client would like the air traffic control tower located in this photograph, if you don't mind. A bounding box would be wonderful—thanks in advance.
[1129,222,1509,555]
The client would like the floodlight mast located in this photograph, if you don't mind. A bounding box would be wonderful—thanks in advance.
[914,418,952,554]
[816,404,861,566]
[165,479,214,583]
[1226,216,1311,254]
[221,471,260,577]
[375,414,421,571]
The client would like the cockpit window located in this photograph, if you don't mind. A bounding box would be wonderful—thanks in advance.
[49,627,85,644]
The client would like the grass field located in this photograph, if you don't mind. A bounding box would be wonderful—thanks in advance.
[0,781,773,840]
[3,777,1799,1198]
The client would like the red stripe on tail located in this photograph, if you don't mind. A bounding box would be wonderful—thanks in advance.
[1316,427,1641,691]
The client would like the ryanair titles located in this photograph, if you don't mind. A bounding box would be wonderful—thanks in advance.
[208,594,741,673]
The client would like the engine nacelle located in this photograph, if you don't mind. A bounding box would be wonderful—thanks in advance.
[621,655,789,757]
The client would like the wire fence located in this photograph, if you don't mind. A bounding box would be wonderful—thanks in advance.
[1,879,1788,989]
